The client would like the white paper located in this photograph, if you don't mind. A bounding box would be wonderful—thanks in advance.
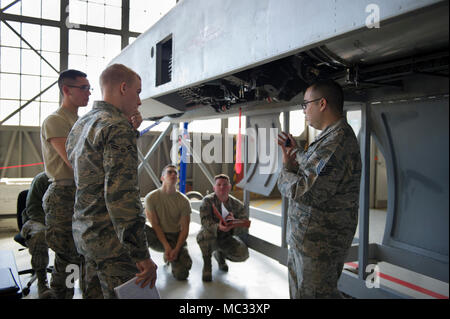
[114,276,160,299]
[221,202,230,219]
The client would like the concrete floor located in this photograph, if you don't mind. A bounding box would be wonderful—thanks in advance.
[1,198,448,299]
[0,200,289,299]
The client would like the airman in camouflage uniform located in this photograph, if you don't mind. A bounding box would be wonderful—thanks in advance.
[66,64,157,299]
[40,69,90,299]
[277,80,361,298]
[20,171,52,298]
[197,174,249,282]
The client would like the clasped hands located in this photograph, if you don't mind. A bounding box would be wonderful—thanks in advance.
[164,245,181,263]
[218,212,236,232]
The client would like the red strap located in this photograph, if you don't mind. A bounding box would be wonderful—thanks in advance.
[235,107,242,174]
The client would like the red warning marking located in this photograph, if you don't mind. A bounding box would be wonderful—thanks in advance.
[345,262,448,299]
[0,162,44,170]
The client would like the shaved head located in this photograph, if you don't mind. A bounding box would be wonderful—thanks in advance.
[100,63,141,93]
[308,80,344,114]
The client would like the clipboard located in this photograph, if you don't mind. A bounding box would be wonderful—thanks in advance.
[114,276,160,299]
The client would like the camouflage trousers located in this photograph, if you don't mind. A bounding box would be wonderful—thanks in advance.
[20,220,49,271]
[287,244,348,299]
[145,225,192,280]
[196,229,249,262]
[81,253,140,299]
[43,183,85,299]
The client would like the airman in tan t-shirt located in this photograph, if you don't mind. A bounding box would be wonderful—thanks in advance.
[145,188,191,233]
[39,69,91,299]
[41,106,78,182]
[144,164,193,281]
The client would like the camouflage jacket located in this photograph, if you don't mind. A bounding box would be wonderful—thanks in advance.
[277,118,362,254]
[22,171,50,225]
[198,193,248,238]
[66,101,149,263]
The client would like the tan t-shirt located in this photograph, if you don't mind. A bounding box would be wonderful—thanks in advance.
[145,189,191,233]
[41,107,78,182]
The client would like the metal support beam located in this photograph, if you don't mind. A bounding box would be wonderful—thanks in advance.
[138,123,173,175]
[243,116,251,215]
[1,130,18,178]
[60,0,69,75]
[281,111,289,249]
[121,0,130,49]
[0,10,140,37]
[137,124,174,188]
[0,16,59,73]
[221,118,229,177]
[338,271,411,299]
[0,11,60,27]
[18,130,22,177]
[1,0,20,12]
[179,122,188,193]
[358,103,371,280]
[246,234,288,266]
[179,133,215,187]
[137,148,161,188]
[0,3,62,124]
[23,130,42,164]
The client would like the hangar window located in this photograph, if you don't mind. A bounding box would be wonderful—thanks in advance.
[188,119,221,134]
[0,1,176,127]
[228,111,306,136]
[0,0,61,21]
[0,21,60,126]
[68,0,122,30]
[279,111,306,137]
[68,30,122,116]
[129,0,177,33]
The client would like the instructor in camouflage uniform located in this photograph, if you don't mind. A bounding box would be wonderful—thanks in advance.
[66,63,157,299]
[277,80,361,298]
[197,174,250,282]
[20,171,51,298]
[40,69,90,298]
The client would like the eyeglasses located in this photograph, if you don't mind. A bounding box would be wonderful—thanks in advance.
[166,170,178,175]
[66,85,93,92]
[300,97,324,110]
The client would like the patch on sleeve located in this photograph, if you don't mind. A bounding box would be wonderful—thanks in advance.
[316,159,331,176]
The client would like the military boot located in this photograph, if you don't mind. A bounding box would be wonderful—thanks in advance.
[36,270,54,299]
[202,256,212,282]
[213,251,228,272]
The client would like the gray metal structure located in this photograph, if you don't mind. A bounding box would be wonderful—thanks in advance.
[371,97,449,282]
[235,113,282,196]
[110,0,447,118]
